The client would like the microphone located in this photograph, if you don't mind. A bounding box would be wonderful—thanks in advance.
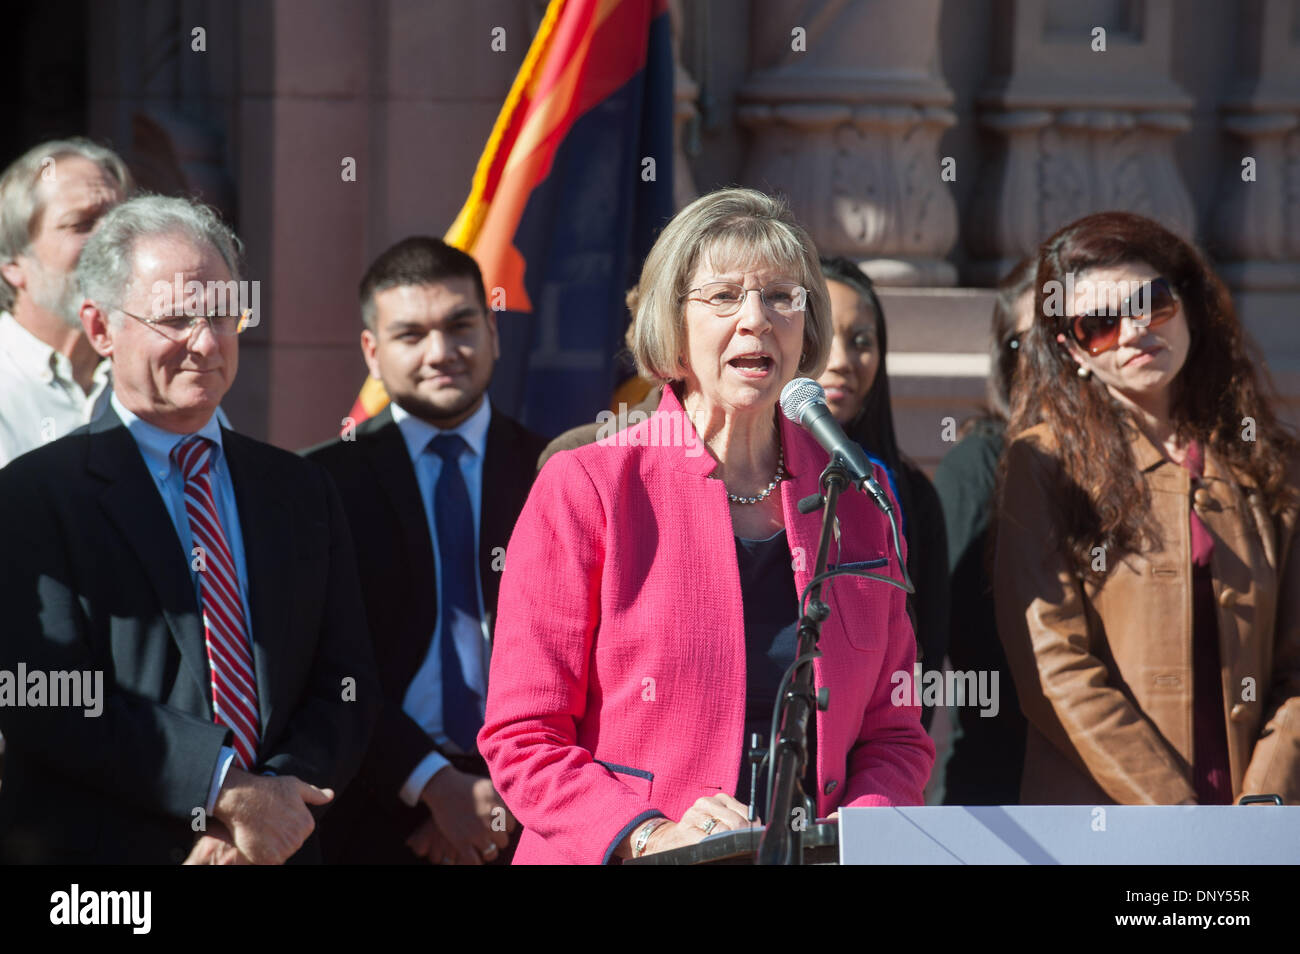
[780,377,895,517]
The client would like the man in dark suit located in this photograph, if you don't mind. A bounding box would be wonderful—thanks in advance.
[0,195,379,864]
[306,237,546,865]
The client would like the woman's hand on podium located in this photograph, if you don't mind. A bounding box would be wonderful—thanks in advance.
[642,793,758,855]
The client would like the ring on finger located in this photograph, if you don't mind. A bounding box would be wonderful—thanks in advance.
[482,843,499,859]
[700,816,719,835]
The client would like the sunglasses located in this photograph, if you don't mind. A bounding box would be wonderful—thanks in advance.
[1065,277,1179,356]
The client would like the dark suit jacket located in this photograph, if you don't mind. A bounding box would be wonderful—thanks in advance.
[0,408,380,864]
[303,403,547,863]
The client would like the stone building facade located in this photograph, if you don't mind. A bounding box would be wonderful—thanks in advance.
[59,0,1300,461]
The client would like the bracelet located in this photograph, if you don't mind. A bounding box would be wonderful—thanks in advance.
[632,817,668,858]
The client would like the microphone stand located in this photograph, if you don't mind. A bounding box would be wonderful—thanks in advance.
[756,454,848,865]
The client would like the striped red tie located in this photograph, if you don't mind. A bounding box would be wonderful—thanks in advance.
[173,435,261,770]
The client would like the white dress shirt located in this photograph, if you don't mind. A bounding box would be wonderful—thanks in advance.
[391,396,493,805]
[0,311,112,467]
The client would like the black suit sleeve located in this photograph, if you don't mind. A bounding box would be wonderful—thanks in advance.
[300,438,440,802]
[361,697,445,800]
[258,462,381,793]
[0,469,229,822]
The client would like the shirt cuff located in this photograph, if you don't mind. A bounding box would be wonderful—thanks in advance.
[399,750,452,807]
[206,747,237,816]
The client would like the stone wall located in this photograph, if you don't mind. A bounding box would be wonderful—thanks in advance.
[83,0,1300,460]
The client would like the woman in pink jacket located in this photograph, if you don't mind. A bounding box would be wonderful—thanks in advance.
[479,188,934,864]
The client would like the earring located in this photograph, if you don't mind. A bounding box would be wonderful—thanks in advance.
[1077,365,1092,379]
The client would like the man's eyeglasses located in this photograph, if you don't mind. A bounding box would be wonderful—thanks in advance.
[1063,277,1179,356]
[118,307,253,341]
[684,282,807,318]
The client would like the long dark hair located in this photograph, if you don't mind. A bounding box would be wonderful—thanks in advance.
[819,256,912,500]
[1003,211,1296,580]
[987,256,1037,423]
[962,255,1037,437]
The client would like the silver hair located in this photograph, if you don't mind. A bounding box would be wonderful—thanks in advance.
[0,138,133,311]
[75,194,242,324]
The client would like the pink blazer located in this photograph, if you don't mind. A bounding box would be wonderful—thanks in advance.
[479,385,934,864]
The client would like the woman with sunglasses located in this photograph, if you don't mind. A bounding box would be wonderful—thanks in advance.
[995,211,1300,806]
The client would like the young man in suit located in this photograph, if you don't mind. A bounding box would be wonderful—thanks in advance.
[306,237,547,865]
[0,195,379,865]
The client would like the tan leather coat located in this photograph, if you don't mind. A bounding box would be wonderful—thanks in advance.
[995,422,1300,805]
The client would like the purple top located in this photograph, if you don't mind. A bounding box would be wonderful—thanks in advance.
[1182,442,1232,804]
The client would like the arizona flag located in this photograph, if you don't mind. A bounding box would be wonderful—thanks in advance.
[349,0,674,434]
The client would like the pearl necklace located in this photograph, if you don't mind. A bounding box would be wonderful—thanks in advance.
[726,447,786,505]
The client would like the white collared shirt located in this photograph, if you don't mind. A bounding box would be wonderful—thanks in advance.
[0,311,112,467]
[391,396,494,803]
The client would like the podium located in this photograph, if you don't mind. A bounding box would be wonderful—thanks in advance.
[624,821,839,865]
[839,805,1300,864]
[625,806,1300,864]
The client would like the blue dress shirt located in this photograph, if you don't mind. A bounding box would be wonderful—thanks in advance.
[391,396,493,804]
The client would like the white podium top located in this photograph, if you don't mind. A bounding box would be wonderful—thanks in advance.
[838,805,1300,864]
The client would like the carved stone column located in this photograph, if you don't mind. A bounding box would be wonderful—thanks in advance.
[669,0,700,211]
[736,0,959,286]
[1211,0,1300,290]
[966,0,1197,285]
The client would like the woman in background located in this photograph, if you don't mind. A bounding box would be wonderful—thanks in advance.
[933,257,1034,805]
[995,211,1300,805]
[816,256,949,729]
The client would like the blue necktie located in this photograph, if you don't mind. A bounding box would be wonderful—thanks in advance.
[428,433,481,753]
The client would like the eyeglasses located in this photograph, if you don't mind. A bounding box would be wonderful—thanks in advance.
[1064,277,1179,356]
[118,307,253,341]
[683,282,807,317]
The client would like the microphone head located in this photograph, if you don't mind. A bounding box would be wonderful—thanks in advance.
[780,377,826,424]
